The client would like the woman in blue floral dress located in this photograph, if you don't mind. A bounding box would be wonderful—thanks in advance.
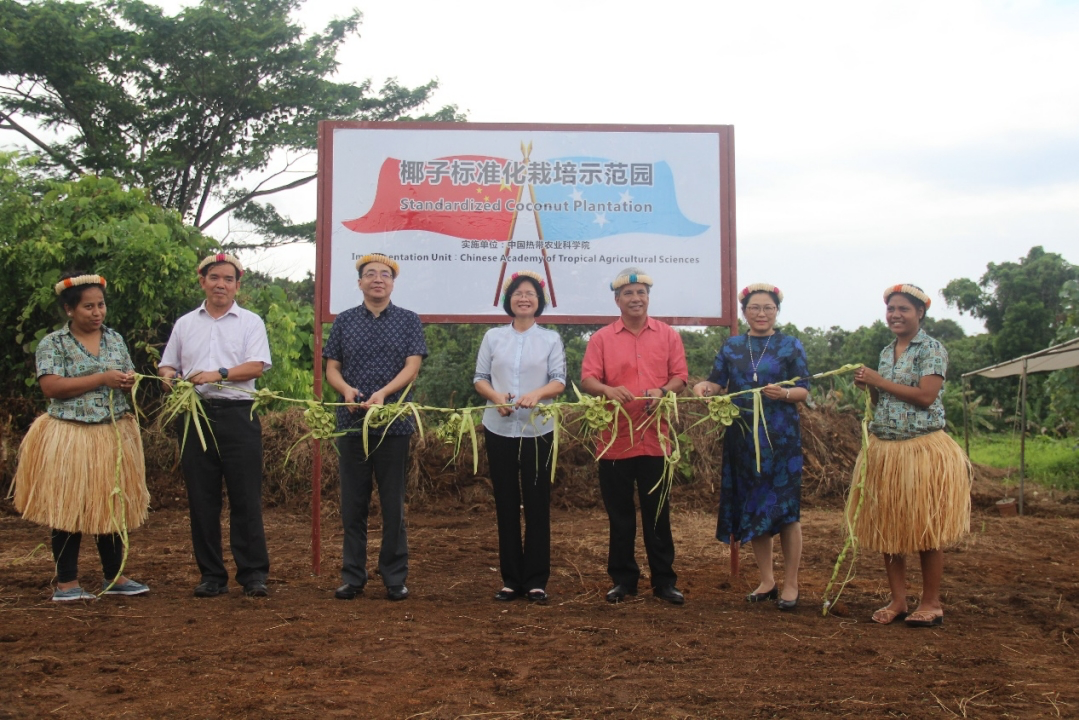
[694,284,810,611]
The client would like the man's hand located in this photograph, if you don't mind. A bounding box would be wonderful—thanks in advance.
[360,389,387,409]
[603,385,636,405]
[187,370,224,386]
[341,386,363,412]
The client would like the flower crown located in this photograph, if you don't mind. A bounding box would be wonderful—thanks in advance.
[739,283,783,303]
[355,253,399,277]
[198,252,244,277]
[610,272,653,291]
[884,283,931,309]
[54,274,107,296]
[502,271,549,303]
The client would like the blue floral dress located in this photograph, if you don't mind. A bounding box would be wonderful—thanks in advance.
[708,332,810,543]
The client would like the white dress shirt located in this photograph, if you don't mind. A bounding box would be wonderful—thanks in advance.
[160,301,272,400]
[474,323,566,438]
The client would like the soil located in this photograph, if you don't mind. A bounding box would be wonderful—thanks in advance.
[2,495,1078,719]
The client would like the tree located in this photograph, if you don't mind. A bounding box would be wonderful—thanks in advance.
[0,152,215,394]
[0,0,462,243]
[942,246,1077,362]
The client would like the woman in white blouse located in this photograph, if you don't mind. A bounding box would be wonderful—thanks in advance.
[474,271,567,602]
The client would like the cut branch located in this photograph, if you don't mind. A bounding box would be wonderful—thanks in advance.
[198,172,316,230]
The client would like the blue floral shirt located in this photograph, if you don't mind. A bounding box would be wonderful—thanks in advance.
[323,302,428,435]
[36,324,134,423]
[871,328,948,440]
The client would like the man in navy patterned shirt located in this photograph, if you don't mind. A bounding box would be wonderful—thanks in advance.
[323,254,428,601]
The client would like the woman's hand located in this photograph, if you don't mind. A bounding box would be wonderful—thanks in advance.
[693,380,721,397]
[761,383,788,401]
[854,367,882,389]
[497,393,515,417]
[515,390,543,409]
[102,370,135,390]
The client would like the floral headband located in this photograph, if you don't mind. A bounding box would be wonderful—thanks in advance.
[610,272,653,291]
[739,283,783,303]
[54,274,106,295]
[501,270,550,303]
[198,252,244,277]
[355,253,399,277]
[884,283,931,309]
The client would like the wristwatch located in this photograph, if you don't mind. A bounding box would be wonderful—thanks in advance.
[218,367,229,380]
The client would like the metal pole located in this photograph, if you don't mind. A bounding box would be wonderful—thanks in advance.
[1019,360,1027,516]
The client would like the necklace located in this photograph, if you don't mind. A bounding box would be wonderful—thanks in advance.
[747,333,773,384]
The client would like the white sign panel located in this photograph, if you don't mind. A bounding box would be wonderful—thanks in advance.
[320,124,730,323]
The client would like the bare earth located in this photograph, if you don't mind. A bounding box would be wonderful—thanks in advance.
[1,500,1078,719]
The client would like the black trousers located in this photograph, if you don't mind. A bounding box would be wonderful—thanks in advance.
[485,430,552,592]
[51,530,123,583]
[180,402,269,586]
[338,433,411,588]
[598,455,677,590]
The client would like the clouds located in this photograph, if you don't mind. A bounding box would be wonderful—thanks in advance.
[227,0,1079,334]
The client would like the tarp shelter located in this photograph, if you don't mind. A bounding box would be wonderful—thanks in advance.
[962,337,1079,514]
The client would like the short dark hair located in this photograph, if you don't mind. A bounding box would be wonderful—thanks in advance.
[740,290,781,312]
[199,261,241,278]
[57,271,105,311]
[886,292,927,320]
[502,275,547,318]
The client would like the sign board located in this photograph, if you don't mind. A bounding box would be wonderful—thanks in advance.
[316,122,737,325]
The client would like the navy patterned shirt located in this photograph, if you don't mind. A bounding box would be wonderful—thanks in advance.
[323,302,428,435]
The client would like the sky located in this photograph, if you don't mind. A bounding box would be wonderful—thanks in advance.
[77,1,1079,333]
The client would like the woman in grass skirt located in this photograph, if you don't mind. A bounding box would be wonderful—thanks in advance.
[852,284,971,627]
[12,272,150,601]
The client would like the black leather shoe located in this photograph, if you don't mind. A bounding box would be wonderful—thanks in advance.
[526,589,548,603]
[193,581,228,598]
[494,588,518,602]
[777,593,799,611]
[746,586,778,603]
[335,583,365,600]
[653,585,685,605]
[606,585,637,603]
[386,585,409,601]
[243,580,269,597]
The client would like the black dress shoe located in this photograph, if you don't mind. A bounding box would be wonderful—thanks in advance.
[777,593,799,611]
[653,585,685,605]
[193,581,228,598]
[745,586,778,603]
[335,583,365,600]
[606,585,637,603]
[526,589,548,603]
[243,580,269,597]
[494,588,518,602]
[386,585,409,601]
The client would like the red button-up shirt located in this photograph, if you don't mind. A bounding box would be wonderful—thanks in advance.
[580,317,688,459]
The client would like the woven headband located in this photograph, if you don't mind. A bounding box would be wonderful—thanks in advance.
[198,252,244,277]
[739,283,783,303]
[884,284,931,309]
[355,253,400,277]
[501,270,550,303]
[54,274,106,295]
[610,272,653,291]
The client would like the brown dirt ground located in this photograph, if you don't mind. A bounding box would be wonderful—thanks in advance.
[2,493,1079,719]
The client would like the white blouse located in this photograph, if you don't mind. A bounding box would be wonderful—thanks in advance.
[473,323,566,438]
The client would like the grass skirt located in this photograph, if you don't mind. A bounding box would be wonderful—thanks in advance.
[12,414,149,534]
[849,430,971,554]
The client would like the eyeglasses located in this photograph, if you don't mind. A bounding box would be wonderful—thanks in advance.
[745,305,777,315]
[361,270,394,280]
[511,291,538,299]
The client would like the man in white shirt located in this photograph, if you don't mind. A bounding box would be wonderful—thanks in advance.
[159,253,273,598]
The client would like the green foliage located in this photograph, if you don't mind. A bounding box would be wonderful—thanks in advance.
[0,152,214,393]
[0,0,462,237]
[1045,278,1079,434]
[966,433,1079,491]
[942,246,1077,362]
[238,281,313,407]
[680,325,732,379]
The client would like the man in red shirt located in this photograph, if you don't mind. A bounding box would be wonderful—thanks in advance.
[580,268,688,604]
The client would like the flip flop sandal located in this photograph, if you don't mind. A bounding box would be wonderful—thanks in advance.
[871,607,909,625]
[904,611,944,627]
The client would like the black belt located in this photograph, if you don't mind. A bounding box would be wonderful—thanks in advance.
[200,398,254,409]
